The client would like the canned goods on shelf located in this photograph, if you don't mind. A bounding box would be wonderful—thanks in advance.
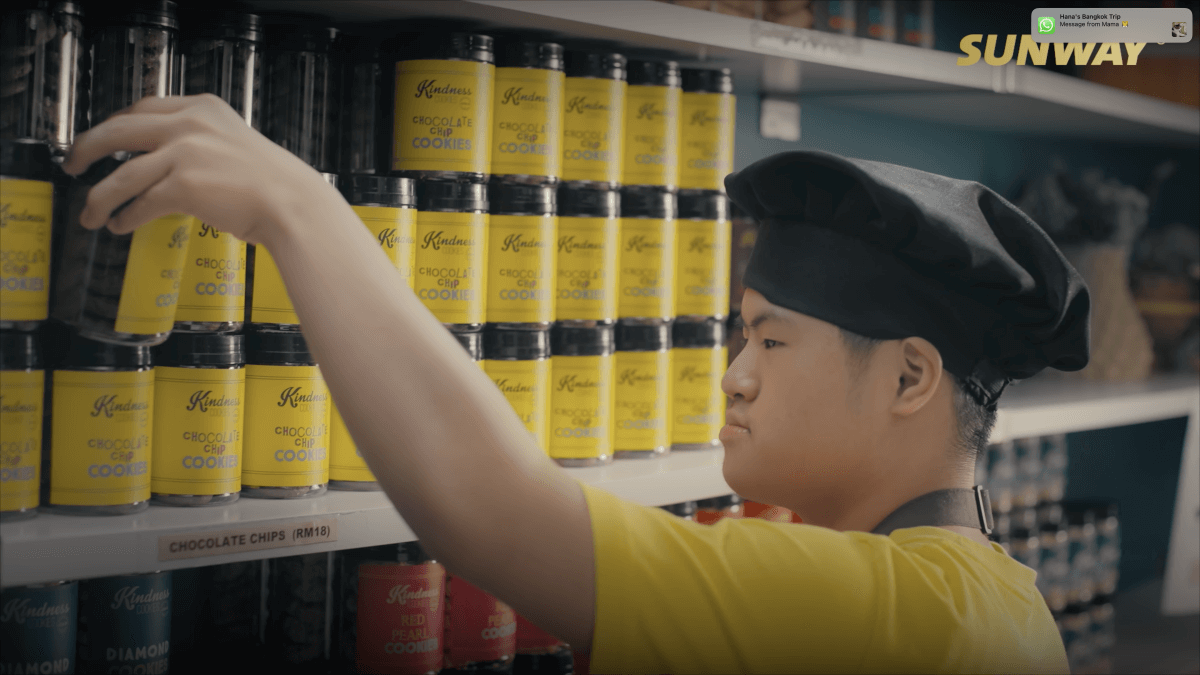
[262,17,339,172]
[0,331,43,520]
[679,68,735,192]
[622,60,681,190]
[556,185,619,325]
[48,333,153,515]
[151,332,245,506]
[491,40,565,185]
[78,571,172,674]
[484,326,551,453]
[614,318,671,459]
[488,182,557,328]
[671,317,727,451]
[675,191,731,319]
[561,51,627,190]
[549,322,614,466]
[0,141,56,330]
[618,186,677,320]
[241,330,330,499]
[0,581,78,673]
[415,180,489,332]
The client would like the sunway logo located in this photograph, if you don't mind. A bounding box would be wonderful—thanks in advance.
[278,387,328,408]
[186,390,239,413]
[387,584,439,606]
[415,79,472,98]
[1,598,72,624]
[91,395,149,418]
[111,585,170,611]
[956,35,1146,66]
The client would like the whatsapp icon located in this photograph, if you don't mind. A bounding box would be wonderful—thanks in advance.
[1037,16,1055,34]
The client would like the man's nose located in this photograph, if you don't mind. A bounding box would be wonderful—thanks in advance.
[721,344,757,402]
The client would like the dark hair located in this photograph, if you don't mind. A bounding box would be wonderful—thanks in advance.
[839,329,996,466]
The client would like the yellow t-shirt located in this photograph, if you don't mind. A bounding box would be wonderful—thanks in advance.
[582,484,1069,674]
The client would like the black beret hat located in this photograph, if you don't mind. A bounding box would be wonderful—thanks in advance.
[725,151,1090,409]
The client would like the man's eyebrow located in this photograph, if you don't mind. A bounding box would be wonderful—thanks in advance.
[743,310,785,330]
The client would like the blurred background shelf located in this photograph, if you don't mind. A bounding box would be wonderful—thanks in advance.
[0,448,731,587]
[992,374,1200,443]
[247,0,1200,144]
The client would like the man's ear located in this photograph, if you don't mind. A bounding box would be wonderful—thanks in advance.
[891,337,944,418]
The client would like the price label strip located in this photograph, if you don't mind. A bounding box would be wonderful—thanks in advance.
[157,516,338,561]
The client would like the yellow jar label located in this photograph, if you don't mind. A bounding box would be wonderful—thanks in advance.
[151,366,245,495]
[671,347,726,446]
[176,221,247,324]
[0,369,44,512]
[484,359,550,453]
[50,369,153,506]
[562,77,626,184]
[0,178,53,322]
[414,211,488,324]
[492,67,564,178]
[614,350,671,452]
[487,214,556,324]
[556,216,619,321]
[622,85,680,187]
[675,217,731,317]
[330,402,375,483]
[393,60,495,174]
[353,205,417,289]
[250,245,297,325]
[679,92,735,191]
[113,213,193,335]
[549,354,614,459]
[243,364,330,488]
[618,217,676,319]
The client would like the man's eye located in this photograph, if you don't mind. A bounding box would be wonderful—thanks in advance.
[763,339,779,349]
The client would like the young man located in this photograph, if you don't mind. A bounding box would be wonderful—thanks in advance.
[66,95,1088,674]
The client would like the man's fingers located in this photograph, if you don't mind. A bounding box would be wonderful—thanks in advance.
[62,113,188,176]
[106,180,186,236]
[108,95,199,118]
[79,150,177,230]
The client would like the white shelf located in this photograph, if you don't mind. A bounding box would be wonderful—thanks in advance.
[991,373,1200,443]
[0,449,730,588]
[247,0,1200,145]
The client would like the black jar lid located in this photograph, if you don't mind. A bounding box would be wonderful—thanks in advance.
[453,329,482,361]
[677,191,729,221]
[627,60,680,88]
[248,330,316,366]
[156,332,244,368]
[683,67,734,94]
[1039,520,1066,535]
[617,320,671,352]
[558,186,618,219]
[0,140,55,181]
[551,323,613,357]
[418,180,488,213]
[696,496,732,511]
[483,327,550,361]
[391,32,494,64]
[566,51,626,80]
[489,182,555,216]
[187,10,263,43]
[0,332,40,370]
[60,333,152,370]
[97,0,178,29]
[620,186,676,219]
[263,17,336,52]
[673,317,726,349]
[342,174,415,208]
[500,40,564,71]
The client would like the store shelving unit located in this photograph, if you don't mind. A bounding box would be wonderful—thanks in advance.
[4,376,1195,587]
[3,2,1197,615]
[246,0,1200,144]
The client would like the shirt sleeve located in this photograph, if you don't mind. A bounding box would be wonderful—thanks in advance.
[581,483,883,674]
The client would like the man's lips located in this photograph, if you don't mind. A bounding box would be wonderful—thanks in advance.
[720,409,750,441]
